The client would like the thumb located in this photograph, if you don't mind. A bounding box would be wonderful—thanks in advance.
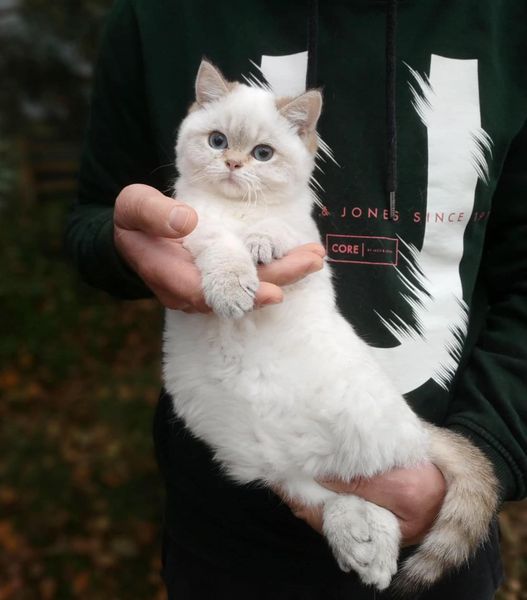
[114,183,198,238]
[318,475,400,517]
[317,477,362,495]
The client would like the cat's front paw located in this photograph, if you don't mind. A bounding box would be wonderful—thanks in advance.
[202,262,259,319]
[245,233,288,265]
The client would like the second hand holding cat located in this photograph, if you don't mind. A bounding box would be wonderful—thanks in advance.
[279,462,447,547]
[113,183,325,311]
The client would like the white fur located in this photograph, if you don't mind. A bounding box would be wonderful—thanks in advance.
[163,72,496,591]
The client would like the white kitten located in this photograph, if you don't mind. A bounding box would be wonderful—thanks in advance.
[162,60,498,592]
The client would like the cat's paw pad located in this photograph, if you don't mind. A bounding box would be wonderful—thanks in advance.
[202,265,259,319]
[245,233,287,265]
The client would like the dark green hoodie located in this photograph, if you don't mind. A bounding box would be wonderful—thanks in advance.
[66,0,527,579]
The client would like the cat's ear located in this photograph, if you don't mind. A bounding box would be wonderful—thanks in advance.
[278,90,323,135]
[195,60,230,105]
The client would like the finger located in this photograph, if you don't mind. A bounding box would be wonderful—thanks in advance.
[152,283,206,312]
[317,477,361,495]
[319,474,402,516]
[254,282,283,307]
[155,287,211,313]
[271,485,325,534]
[319,476,411,535]
[119,232,205,308]
[400,523,421,545]
[356,464,444,521]
[258,249,324,287]
[115,183,198,238]
[288,243,326,258]
[319,467,427,519]
[182,304,212,314]
[291,504,324,534]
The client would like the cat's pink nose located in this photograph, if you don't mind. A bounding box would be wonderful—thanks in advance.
[225,159,242,171]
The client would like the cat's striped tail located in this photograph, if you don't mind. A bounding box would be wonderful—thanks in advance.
[396,423,499,592]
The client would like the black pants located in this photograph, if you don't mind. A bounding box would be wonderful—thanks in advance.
[161,521,504,600]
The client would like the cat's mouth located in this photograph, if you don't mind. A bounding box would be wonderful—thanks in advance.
[221,172,243,187]
[216,173,254,200]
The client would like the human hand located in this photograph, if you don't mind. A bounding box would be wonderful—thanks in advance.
[280,463,447,546]
[114,184,325,312]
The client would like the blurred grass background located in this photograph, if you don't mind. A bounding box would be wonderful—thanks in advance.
[0,0,526,598]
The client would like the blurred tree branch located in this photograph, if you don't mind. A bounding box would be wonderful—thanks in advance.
[0,0,112,140]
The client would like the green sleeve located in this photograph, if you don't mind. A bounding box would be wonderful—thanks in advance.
[446,121,527,501]
[65,0,162,299]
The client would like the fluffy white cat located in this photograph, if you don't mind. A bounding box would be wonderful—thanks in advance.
[162,60,498,591]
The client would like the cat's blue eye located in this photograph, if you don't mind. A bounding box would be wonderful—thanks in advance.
[252,144,274,162]
[209,131,228,149]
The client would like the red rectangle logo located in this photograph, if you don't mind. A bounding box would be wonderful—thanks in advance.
[326,234,399,266]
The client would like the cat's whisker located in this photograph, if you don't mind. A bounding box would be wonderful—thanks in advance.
[237,172,266,205]
[189,172,208,182]
[190,166,223,184]
[240,181,250,205]
[189,168,210,183]
[249,184,258,202]
[243,171,270,194]
[244,181,254,207]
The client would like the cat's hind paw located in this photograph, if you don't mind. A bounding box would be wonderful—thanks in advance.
[323,495,400,591]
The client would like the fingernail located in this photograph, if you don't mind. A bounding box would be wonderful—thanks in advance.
[259,297,283,308]
[168,206,190,233]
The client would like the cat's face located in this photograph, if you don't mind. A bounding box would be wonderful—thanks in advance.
[176,61,322,203]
